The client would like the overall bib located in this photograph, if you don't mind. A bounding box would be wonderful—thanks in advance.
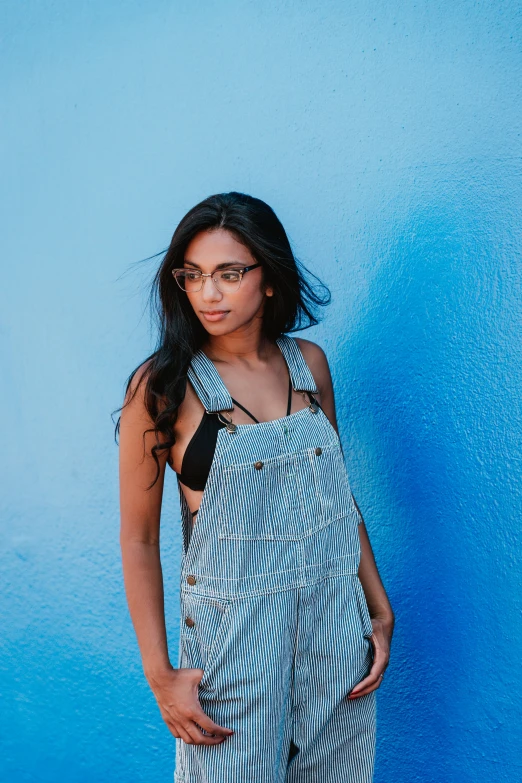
[174,335,376,783]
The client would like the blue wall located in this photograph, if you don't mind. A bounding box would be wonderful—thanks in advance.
[1,2,520,781]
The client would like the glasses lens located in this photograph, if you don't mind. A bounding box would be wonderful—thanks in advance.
[215,270,241,292]
[174,270,202,291]
[173,268,243,292]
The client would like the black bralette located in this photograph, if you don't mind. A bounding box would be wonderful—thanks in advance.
[177,375,297,517]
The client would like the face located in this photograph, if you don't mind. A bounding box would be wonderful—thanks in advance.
[181,228,273,334]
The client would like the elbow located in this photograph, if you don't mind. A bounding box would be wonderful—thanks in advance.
[119,522,161,549]
[120,535,160,549]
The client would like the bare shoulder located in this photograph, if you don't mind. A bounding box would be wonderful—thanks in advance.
[122,357,156,422]
[119,356,172,465]
[293,337,338,431]
[293,337,332,393]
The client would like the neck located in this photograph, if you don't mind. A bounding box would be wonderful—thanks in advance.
[203,329,276,365]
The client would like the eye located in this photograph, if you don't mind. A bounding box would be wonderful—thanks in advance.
[219,270,241,281]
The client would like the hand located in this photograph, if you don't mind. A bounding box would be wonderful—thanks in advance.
[348,617,392,699]
[148,666,234,745]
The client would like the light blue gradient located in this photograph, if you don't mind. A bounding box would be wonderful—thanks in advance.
[1,1,520,781]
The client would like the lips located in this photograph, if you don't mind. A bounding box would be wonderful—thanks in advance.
[201,310,230,321]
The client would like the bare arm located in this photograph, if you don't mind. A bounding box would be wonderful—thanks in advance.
[118,362,171,682]
[118,363,233,744]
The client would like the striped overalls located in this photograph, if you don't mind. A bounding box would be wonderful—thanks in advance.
[174,335,376,782]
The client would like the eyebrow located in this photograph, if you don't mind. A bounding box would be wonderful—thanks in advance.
[183,259,246,270]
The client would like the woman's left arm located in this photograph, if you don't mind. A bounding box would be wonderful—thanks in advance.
[297,338,395,696]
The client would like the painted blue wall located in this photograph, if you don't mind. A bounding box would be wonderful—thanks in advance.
[1,2,520,781]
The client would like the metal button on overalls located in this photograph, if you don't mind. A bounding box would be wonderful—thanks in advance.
[175,335,376,783]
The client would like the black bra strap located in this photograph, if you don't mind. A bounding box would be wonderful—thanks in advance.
[230,397,260,424]
[307,389,324,412]
[286,373,292,415]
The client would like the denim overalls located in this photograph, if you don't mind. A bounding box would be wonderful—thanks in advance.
[174,335,376,783]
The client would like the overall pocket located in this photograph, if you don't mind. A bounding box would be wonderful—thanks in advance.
[310,442,354,524]
[218,447,345,541]
[178,593,232,676]
[353,575,374,638]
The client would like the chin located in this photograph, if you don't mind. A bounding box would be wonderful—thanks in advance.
[201,318,235,334]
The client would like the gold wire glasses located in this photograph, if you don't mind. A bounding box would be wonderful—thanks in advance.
[171,263,262,293]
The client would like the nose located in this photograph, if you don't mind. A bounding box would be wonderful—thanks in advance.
[201,273,223,303]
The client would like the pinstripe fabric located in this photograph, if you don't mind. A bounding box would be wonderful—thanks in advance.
[174,335,376,782]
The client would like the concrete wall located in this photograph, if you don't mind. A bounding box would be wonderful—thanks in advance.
[1,2,520,781]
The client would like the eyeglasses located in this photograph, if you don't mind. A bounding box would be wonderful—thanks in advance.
[171,263,262,293]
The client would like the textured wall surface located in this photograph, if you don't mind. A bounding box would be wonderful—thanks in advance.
[1,2,521,781]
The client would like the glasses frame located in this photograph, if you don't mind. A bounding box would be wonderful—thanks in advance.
[171,262,262,293]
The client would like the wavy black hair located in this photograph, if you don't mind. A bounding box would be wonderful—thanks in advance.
[113,191,331,488]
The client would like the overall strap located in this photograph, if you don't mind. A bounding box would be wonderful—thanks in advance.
[277,334,342,455]
[275,335,319,394]
[186,351,234,413]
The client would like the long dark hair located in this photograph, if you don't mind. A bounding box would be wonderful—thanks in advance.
[113,191,331,488]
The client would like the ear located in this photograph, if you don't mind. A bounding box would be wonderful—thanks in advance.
[265,286,274,297]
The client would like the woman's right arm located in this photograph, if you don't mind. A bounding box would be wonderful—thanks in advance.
[118,364,234,745]
[119,364,172,681]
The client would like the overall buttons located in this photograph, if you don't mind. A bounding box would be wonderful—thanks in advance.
[314,447,323,455]
[185,617,195,628]
[186,575,197,585]
[254,460,264,470]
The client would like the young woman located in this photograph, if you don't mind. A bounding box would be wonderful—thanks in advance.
[117,192,394,782]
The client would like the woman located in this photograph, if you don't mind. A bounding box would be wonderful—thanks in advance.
[117,192,394,782]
